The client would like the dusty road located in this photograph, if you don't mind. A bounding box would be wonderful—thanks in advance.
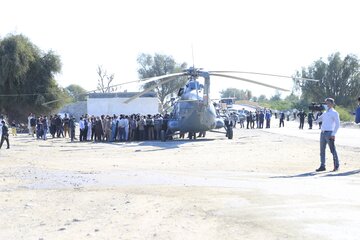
[0,121,359,240]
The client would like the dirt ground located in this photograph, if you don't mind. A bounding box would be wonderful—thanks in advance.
[1,120,359,240]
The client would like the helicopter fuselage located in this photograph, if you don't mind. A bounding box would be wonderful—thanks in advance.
[168,85,224,133]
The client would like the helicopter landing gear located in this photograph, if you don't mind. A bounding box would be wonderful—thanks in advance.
[226,127,233,139]
[160,130,166,142]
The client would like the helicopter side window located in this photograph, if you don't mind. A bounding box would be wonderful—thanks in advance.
[178,87,184,96]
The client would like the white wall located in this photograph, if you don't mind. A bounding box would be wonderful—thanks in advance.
[87,97,159,116]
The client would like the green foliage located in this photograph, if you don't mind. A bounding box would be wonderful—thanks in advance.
[336,106,353,122]
[0,34,64,120]
[137,53,187,108]
[257,92,300,111]
[219,88,252,100]
[266,100,293,111]
[270,91,281,101]
[257,94,268,102]
[296,52,360,107]
[65,84,88,102]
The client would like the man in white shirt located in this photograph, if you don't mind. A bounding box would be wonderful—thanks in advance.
[79,117,85,141]
[315,98,340,172]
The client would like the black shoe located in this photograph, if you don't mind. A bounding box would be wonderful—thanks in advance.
[316,166,326,172]
[332,167,339,172]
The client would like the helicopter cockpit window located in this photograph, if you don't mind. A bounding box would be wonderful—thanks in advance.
[187,81,202,90]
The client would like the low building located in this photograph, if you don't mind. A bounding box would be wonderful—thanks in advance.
[87,92,159,116]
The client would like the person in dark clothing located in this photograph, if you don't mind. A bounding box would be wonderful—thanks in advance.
[258,111,265,129]
[279,112,285,127]
[265,110,271,128]
[307,111,314,129]
[297,110,307,129]
[69,116,76,142]
[63,114,70,138]
[246,112,252,129]
[224,117,233,137]
[49,115,56,138]
[55,115,63,137]
[30,115,37,137]
[90,117,96,141]
[94,117,103,142]
[0,120,10,149]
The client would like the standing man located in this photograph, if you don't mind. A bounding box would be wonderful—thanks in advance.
[79,117,85,141]
[69,116,76,142]
[28,113,33,135]
[63,114,70,138]
[315,98,340,172]
[30,114,37,137]
[0,120,10,149]
[258,110,264,129]
[307,111,314,129]
[297,110,306,129]
[265,110,271,128]
[279,112,285,127]
[355,96,360,124]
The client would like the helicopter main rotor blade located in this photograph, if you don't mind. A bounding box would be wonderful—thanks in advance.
[209,71,319,82]
[41,72,187,106]
[210,73,290,91]
[124,72,188,104]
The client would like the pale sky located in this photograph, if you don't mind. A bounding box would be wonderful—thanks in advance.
[1,0,360,99]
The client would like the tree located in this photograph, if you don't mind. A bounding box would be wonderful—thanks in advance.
[270,91,281,101]
[137,53,187,109]
[258,94,268,102]
[96,65,117,93]
[65,84,88,102]
[0,34,64,120]
[296,52,360,108]
[284,92,300,103]
[219,88,252,100]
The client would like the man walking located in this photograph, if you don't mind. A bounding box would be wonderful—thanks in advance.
[315,98,340,172]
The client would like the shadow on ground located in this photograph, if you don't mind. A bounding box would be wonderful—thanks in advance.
[270,169,360,179]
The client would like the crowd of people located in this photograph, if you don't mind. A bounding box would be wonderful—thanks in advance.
[231,108,293,130]
[1,97,360,150]
[25,113,170,142]
[239,109,273,129]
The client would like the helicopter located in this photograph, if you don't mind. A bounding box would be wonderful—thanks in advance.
[121,67,318,141]
[40,67,318,141]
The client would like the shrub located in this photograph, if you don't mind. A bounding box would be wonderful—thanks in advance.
[336,106,353,121]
